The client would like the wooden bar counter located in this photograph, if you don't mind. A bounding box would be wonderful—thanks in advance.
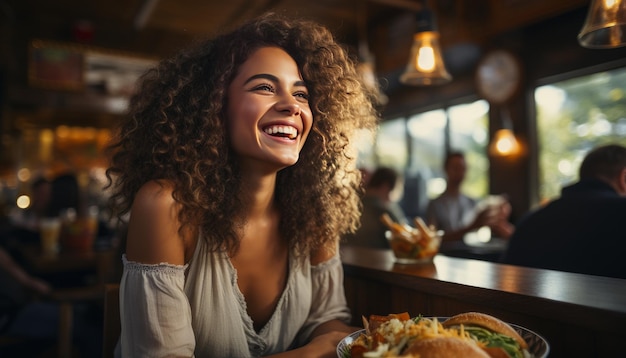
[340,246,626,358]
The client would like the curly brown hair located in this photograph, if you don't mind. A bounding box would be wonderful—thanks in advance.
[105,13,379,256]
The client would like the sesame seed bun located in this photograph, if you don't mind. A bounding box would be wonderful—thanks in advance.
[442,312,528,349]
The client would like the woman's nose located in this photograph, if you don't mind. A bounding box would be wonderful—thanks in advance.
[275,96,301,116]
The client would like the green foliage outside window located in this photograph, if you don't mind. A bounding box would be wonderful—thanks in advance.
[536,67,626,203]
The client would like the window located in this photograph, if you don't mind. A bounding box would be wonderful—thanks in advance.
[448,100,490,199]
[405,100,489,202]
[375,117,408,171]
[535,67,626,202]
[360,99,490,217]
[406,109,446,199]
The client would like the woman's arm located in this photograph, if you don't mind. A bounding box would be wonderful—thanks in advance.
[267,321,356,358]
[119,180,196,357]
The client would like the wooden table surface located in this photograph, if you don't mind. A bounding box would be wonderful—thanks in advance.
[341,246,626,313]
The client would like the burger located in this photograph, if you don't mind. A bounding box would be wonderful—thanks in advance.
[442,312,529,358]
[347,312,531,358]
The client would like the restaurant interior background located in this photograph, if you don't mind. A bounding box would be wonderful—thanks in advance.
[1,0,626,225]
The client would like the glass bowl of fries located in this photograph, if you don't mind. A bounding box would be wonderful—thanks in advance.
[382,214,442,264]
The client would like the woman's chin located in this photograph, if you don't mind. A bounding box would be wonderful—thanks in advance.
[272,151,301,167]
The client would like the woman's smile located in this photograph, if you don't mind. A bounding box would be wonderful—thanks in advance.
[262,124,298,140]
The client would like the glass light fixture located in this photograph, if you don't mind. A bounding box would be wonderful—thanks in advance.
[578,0,626,48]
[489,109,521,157]
[400,8,451,86]
[489,129,521,156]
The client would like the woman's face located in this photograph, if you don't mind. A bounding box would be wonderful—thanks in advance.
[227,46,313,172]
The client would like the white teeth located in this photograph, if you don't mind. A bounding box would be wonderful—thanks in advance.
[263,125,298,139]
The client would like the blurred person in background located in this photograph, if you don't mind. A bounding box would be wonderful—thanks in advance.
[3,176,52,251]
[0,175,102,357]
[343,167,408,249]
[46,172,82,219]
[501,144,626,279]
[0,175,54,336]
[399,170,428,220]
[426,151,513,249]
[49,173,114,247]
[0,244,53,357]
[0,242,103,357]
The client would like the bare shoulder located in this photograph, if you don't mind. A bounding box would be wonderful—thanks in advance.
[133,180,176,210]
[310,242,338,265]
[125,180,194,265]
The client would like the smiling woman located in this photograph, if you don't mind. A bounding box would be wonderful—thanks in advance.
[104,12,378,358]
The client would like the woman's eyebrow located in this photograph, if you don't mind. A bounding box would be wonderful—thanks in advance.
[244,73,307,88]
[244,73,278,85]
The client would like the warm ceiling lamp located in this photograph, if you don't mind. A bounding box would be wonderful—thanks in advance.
[400,7,451,86]
[489,109,521,157]
[489,129,521,157]
[578,0,626,48]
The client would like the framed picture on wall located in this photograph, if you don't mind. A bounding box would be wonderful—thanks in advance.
[28,40,85,91]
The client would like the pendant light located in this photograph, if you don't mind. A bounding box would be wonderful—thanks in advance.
[578,0,626,48]
[489,129,521,157]
[400,7,451,86]
[489,108,521,157]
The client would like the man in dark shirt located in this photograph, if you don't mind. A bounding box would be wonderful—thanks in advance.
[501,144,626,279]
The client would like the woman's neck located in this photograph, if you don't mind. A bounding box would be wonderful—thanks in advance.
[239,170,278,219]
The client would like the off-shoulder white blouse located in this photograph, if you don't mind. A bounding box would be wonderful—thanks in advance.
[114,237,351,357]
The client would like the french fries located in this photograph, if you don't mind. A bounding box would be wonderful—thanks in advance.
[380,213,415,242]
[381,214,441,261]
[413,216,437,242]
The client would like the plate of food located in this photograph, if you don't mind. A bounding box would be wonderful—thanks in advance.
[337,312,549,358]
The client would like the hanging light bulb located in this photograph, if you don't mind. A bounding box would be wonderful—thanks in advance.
[489,109,521,157]
[400,8,451,86]
[489,129,521,156]
[578,0,626,48]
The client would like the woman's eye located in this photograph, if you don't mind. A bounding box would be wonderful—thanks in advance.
[253,84,275,92]
[294,92,309,101]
